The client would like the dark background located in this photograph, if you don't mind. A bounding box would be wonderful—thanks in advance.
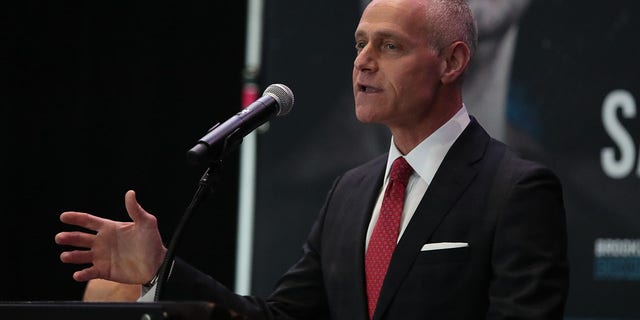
[3,1,246,300]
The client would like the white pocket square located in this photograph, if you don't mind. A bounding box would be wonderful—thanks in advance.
[420,242,469,251]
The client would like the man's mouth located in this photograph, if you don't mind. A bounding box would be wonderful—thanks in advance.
[358,84,381,93]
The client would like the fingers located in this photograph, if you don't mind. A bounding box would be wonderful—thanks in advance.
[55,231,95,248]
[73,266,101,282]
[58,249,101,282]
[124,190,155,224]
[60,211,110,232]
[60,249,93,265]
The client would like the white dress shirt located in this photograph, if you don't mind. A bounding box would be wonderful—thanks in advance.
[365,106,471,248]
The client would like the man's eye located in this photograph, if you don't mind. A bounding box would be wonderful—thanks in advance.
[355,42,366,50]
[384,43,397,50]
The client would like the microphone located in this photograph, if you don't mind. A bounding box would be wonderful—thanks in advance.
[186,83,294,165]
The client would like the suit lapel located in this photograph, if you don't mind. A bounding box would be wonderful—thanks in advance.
[343,155,387,319]
[373,119,490,319]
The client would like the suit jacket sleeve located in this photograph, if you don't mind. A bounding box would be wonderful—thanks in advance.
[161,178,341,320]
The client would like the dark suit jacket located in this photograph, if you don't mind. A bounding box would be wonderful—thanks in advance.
[164,119,569,319]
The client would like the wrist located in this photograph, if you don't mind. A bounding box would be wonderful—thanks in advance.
[143,246,167,288]
[142,272,159,288]
[142,258,174,289]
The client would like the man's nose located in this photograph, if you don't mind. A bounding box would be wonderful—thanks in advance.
[354,46,376,72]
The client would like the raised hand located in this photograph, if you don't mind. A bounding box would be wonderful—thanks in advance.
[55,190,167,285]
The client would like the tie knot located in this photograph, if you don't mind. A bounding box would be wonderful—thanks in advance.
[389,157,413,186]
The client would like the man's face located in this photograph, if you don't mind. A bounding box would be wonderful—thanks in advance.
[352,0,443,130]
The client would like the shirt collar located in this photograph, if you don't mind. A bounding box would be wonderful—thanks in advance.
[385,105,471,185]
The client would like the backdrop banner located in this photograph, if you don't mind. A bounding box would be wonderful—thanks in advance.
[255,0,640,318]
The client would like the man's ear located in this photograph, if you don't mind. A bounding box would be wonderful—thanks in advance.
[440,41,471,85]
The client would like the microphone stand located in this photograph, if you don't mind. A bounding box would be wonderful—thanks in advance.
[153,158,222,301]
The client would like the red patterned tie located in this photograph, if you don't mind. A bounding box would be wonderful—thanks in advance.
[365,157,413,319]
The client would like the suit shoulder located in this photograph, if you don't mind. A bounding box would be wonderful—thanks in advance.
[487,138,561,186]
[341,153,387,178]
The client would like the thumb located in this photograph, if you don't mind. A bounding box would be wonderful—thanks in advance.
[124,190,151,223]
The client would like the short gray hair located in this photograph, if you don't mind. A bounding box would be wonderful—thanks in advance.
[423,0,478,56]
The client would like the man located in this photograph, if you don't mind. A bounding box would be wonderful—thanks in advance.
[56,0,569,318]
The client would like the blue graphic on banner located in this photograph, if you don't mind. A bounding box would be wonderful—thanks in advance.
[594,239,640,281]
[595,258,640,281]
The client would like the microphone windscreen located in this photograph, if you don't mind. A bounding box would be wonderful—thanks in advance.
[263,84,294,116]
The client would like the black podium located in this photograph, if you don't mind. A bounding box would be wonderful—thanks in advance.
[0,301,244,320]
